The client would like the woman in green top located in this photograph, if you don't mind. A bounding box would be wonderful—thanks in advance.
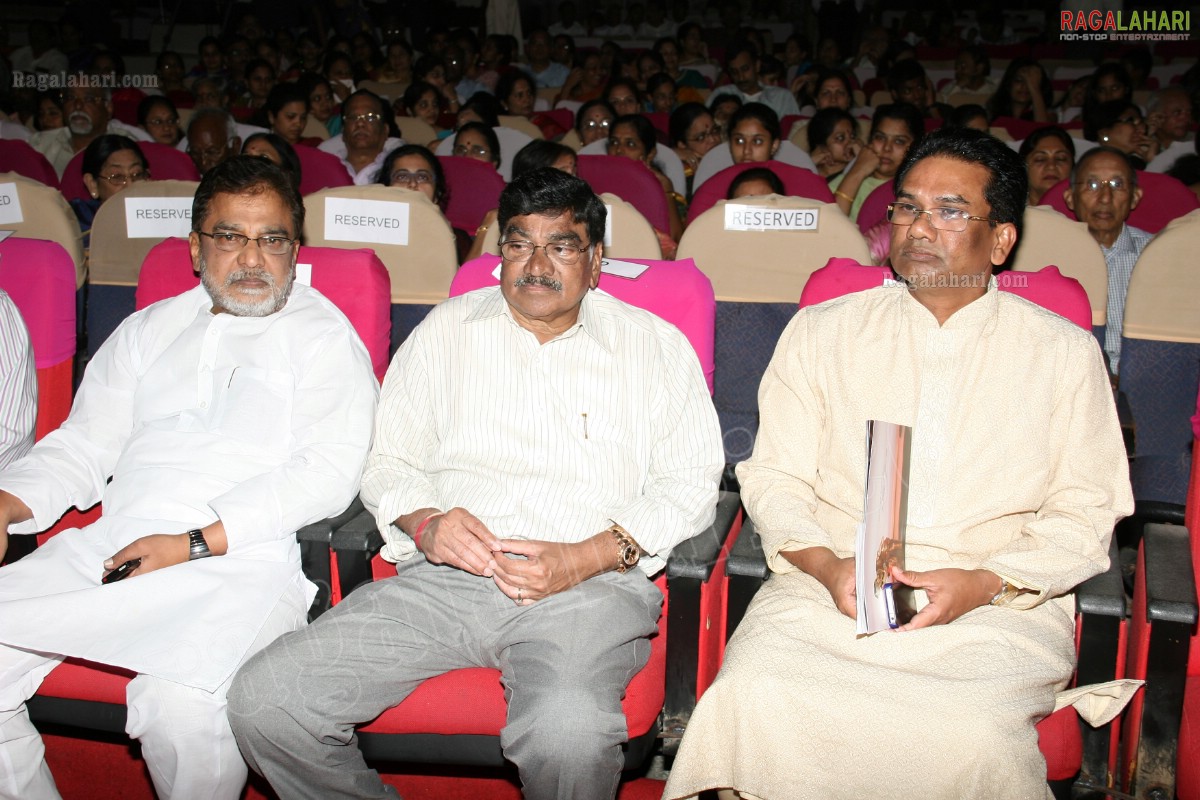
[831,103,924,221]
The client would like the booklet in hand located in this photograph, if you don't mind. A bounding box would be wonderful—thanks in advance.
[855,419,914,635]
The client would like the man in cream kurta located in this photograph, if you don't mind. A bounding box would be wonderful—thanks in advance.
[0,157,377,800]
[666,129,1134,800]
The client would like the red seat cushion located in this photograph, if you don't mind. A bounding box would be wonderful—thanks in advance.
[1178,675,1200,799]
[1037,706,1083,781]
[38,658,135,703]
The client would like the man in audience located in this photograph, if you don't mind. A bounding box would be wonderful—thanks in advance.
[318,90,403,184]
[521,28,569,89]
[665,127,1133,799]
[29,83,153,177]
[1064,146,1152,374]
[228,168,724,800]
[1147,87,1195,169]
[0,291,36,471]
[0,157,376,800]
[707,43,799,120]
[186,107,243,176]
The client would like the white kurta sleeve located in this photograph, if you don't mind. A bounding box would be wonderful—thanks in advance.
[977,331,1134,608]
[207,325,378,554]
[736,310,836,574]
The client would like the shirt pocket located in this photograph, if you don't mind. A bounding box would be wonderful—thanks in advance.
[210,367,295,452]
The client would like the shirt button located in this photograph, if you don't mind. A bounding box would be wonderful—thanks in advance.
[200,401,208,409]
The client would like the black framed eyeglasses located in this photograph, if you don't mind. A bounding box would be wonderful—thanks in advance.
[198,231,297,256]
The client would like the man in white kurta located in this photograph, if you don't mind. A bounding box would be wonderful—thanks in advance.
[0,157,377,800]
[666,129,1134,800]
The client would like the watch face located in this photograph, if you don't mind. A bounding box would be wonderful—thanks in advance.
[621,544,639,566]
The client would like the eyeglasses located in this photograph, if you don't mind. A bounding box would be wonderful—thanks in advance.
[345,112,383,125]
[145,116,178,127]
[1075,177,1130,193]
[188,141,234,160]
[98,171,151,187]
[390,169,434,187]
[500,240,592,266]
[580,119,611,131]
[886,202,992,232]
[198,230,297,256]
[62,92,105,107]
[453,143,491,158]
[688,128,720,144]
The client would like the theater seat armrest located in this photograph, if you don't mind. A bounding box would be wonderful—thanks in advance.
[666,490,740,581]
[1143,523,1198,626]
[329,506,386,600]
[1075,538,1125,618]
[725,517,768,581]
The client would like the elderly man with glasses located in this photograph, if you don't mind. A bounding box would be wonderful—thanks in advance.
[1064,146,1152,375]
[665,129,1133,800]
[0,157,376,800]
[229,167,724,800]
[28,80,153,177]
[318,89,404,184]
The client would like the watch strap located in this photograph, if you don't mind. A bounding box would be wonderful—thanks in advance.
[187,529,213,560]
[608,525,640,574]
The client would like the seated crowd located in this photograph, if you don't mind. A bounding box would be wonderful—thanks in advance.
[0,4,1194,799]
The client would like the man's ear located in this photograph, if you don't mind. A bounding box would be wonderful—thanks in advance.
[1130,184,1144,212]
[589,241,603,289]
[990,222,1018,266]
[188,230,202,276]
[1063,186,1075,214]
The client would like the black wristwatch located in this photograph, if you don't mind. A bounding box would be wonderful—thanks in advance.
[187,529,213,560]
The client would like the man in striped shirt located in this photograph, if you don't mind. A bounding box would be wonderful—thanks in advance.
[231,168,724,800]
[0,291,35,470]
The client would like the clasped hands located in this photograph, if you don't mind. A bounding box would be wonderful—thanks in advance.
[786,546,1003,632]
[418,508,602,604]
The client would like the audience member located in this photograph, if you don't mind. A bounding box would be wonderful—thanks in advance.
[832,102,923,220]
[10,22,69,77]
[946,104,989,132]
[297,73,341,137]
[377,39,414,87]
[647,74,679,114]
[1064,146,1152,374]
[187,108,242,176]
[938,45,995,102]
[317,90,403,184]
[0,156,376,800]
[671,102,720,184]
[708,43,800,121]
[727,166,785,199]
[560,51,609,103]
[186,36,227,86]
[453,121,502,170]
[606,78,643,118]
[1020,127,1075,206]
[401,80,450,141]
[710,95,743,141]
[241,132,301,190]
[29,83,153,177]
[575,99,616,147]
[727,102,781,165]
[987,58,1053,123]
[1085,100,1158,169]
[1146,87,1195,168]
[522,28,570,89]
[228,167,723,800]
[665,126,1133,800]
[607,113,684,249]
[33,92,64,133]
[137,96,182,146]
[262,83,309,146]
[72,134,150,244]
[807,107,860,181]
[457,92,502,130]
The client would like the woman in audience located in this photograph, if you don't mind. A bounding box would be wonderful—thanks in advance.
[938,45,995,102]
[34,91,64,131]
[298,73,341,137]
[807,107,861,181]
[234,59,277,120]
[242,132,301,190]
[559,51,608,103]
[378,142,470,261]
[574,99,616,147]
[324,51,357,104]
[727,103,781,165]
[652,37,708,93]
[607,113,684,253]
[678,23,711,67]
[670,102,721,193]
[1055,77,1090,123]
[377,39,414,87]
[1085,99,1158,169]
[496,71,537,120]
[988,58,1054,122]
[710,95,743,141]
[72,135,150,250]
[137,95,182,146]
[452,121,501,170]
[401,80,451,140]
[831,102,923,221]
[263,83,310,146]
[413,54,460,115]
[727,167,785,199]
[1019,127,1075,205]
[946,104,990,132]
[647,74,678,115]
[1081,63,1133,124]
[605,78,642,118]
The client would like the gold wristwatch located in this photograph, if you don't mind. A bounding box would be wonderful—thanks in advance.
[608,524,641,574]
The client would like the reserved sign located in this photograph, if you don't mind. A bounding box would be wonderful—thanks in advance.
[125,197,193,238]
[325,198,409,246]
[724,204,819,232]
[0,184,24,225]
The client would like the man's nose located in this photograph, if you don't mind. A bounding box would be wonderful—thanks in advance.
[907,211,939,240]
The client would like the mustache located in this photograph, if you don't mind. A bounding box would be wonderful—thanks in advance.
[514,275,563,291]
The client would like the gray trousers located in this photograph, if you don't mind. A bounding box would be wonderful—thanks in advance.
[227,555,662,800]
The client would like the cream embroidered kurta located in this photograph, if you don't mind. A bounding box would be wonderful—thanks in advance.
[665,282,1134,800]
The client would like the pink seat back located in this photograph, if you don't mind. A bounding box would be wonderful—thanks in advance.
[0,238,77,438]
[295,145,353,195]
[1043,172,1200,234]
[60,142,199,202]
[686,162,835,225]
[439,156,506,233]
[451,255,716,393]
[0,140,59,188]
[537,108,574,133]
[135,238,392,380]
[991,117,1054,141]
[800,258,1092,331]
[576,155,670,233]
[856,179,895,234]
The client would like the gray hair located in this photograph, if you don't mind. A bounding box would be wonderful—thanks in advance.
[188,107,238,142]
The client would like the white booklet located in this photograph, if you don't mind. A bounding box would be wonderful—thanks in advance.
[855,420,913,635]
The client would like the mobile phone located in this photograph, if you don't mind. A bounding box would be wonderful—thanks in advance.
[102,558,142,584]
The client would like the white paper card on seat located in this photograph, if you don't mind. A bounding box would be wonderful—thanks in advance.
[0,230,13,244]
[723,204,819,232]
[125,197,192,237]
[0,184,24,225]
[324,198,409,245]
[604,204,612,247]
[295,263,312,286]
[600,258,650,280]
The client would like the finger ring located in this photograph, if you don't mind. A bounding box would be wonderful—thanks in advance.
[516,588,523,604]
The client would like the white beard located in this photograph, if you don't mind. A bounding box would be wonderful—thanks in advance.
[199,251,294,317]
